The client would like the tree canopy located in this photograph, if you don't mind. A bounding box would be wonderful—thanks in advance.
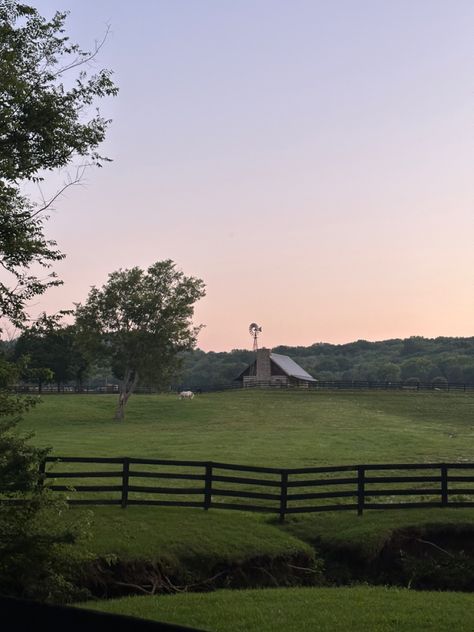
[0,1,117,328]
[75,260,206,420]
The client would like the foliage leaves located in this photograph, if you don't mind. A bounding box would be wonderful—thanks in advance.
[14,312,90,390]
[0,491,92,602]
[0,355,93,602]
[0,2,118,182]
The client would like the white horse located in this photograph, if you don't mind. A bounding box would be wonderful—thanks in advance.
[179,390,194,400]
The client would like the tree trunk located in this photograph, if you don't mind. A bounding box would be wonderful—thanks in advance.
[114,369,139,421]
[114,391,127,421]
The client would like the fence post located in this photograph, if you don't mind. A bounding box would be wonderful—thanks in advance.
[121,457,130,509]
[357,466,365,516]
[204,463,213,510]
[38,458,47,489]
[279,471,288,522]
[441,464,448,507]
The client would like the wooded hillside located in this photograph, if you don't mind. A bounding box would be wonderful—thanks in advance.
[176,337,474,390]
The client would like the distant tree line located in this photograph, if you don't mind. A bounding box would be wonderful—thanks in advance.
[176,337,474,390]
[7,333,473,393]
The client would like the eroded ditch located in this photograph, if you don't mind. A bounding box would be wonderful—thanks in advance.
[76,524,474,600]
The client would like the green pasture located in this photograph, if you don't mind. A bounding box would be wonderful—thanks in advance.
[81,586,474,631]
[20,390,474,465]
[16,390,474,627]
[20,390,474,513]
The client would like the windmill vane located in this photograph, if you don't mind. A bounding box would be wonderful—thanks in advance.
[249,323,262,352]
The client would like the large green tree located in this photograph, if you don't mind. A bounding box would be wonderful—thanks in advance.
[75,261,206,420]
[0,1,117,327]
[0,1,116,600]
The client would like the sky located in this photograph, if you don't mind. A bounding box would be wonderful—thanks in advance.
[25,0,474,351]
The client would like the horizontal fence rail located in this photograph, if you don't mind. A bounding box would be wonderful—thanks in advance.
[239,380,474,392]
[34,458,474,520]
[13,380,474,394]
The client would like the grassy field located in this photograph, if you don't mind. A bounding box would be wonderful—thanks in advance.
[20,390,474,465]
[18,390,474,624]
[81,586,474,631]
[21,390,474,529]
[20,391,474,561]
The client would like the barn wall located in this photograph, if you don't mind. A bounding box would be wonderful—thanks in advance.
[243,376,290,388]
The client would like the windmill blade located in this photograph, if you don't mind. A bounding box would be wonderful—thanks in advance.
[249,322,259,334]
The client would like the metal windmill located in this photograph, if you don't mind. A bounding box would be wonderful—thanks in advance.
[249,323,262,352]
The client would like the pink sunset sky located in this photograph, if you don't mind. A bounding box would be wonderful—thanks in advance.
[26,1,473,351]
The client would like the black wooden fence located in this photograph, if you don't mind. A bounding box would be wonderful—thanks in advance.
[41,457,474,520]
[14,380,474,394]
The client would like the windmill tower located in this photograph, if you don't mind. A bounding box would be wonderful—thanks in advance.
[248,323,262,377]
[249,323,262,352]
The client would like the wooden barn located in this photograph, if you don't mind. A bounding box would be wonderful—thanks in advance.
[237,348,317,388]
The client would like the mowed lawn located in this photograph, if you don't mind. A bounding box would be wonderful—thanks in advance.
[81,586,474,632]
[20,390,474,466]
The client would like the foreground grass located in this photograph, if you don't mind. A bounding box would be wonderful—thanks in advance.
[20,390,474,466]
[80,506,474,562]
[81,506,313,563]
[281,507,474,559]
[80,586,474,631]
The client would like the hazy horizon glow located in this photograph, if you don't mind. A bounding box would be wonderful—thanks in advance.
[18,1,474,351]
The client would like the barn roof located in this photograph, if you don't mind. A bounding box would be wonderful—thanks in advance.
[270,353,317,382]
